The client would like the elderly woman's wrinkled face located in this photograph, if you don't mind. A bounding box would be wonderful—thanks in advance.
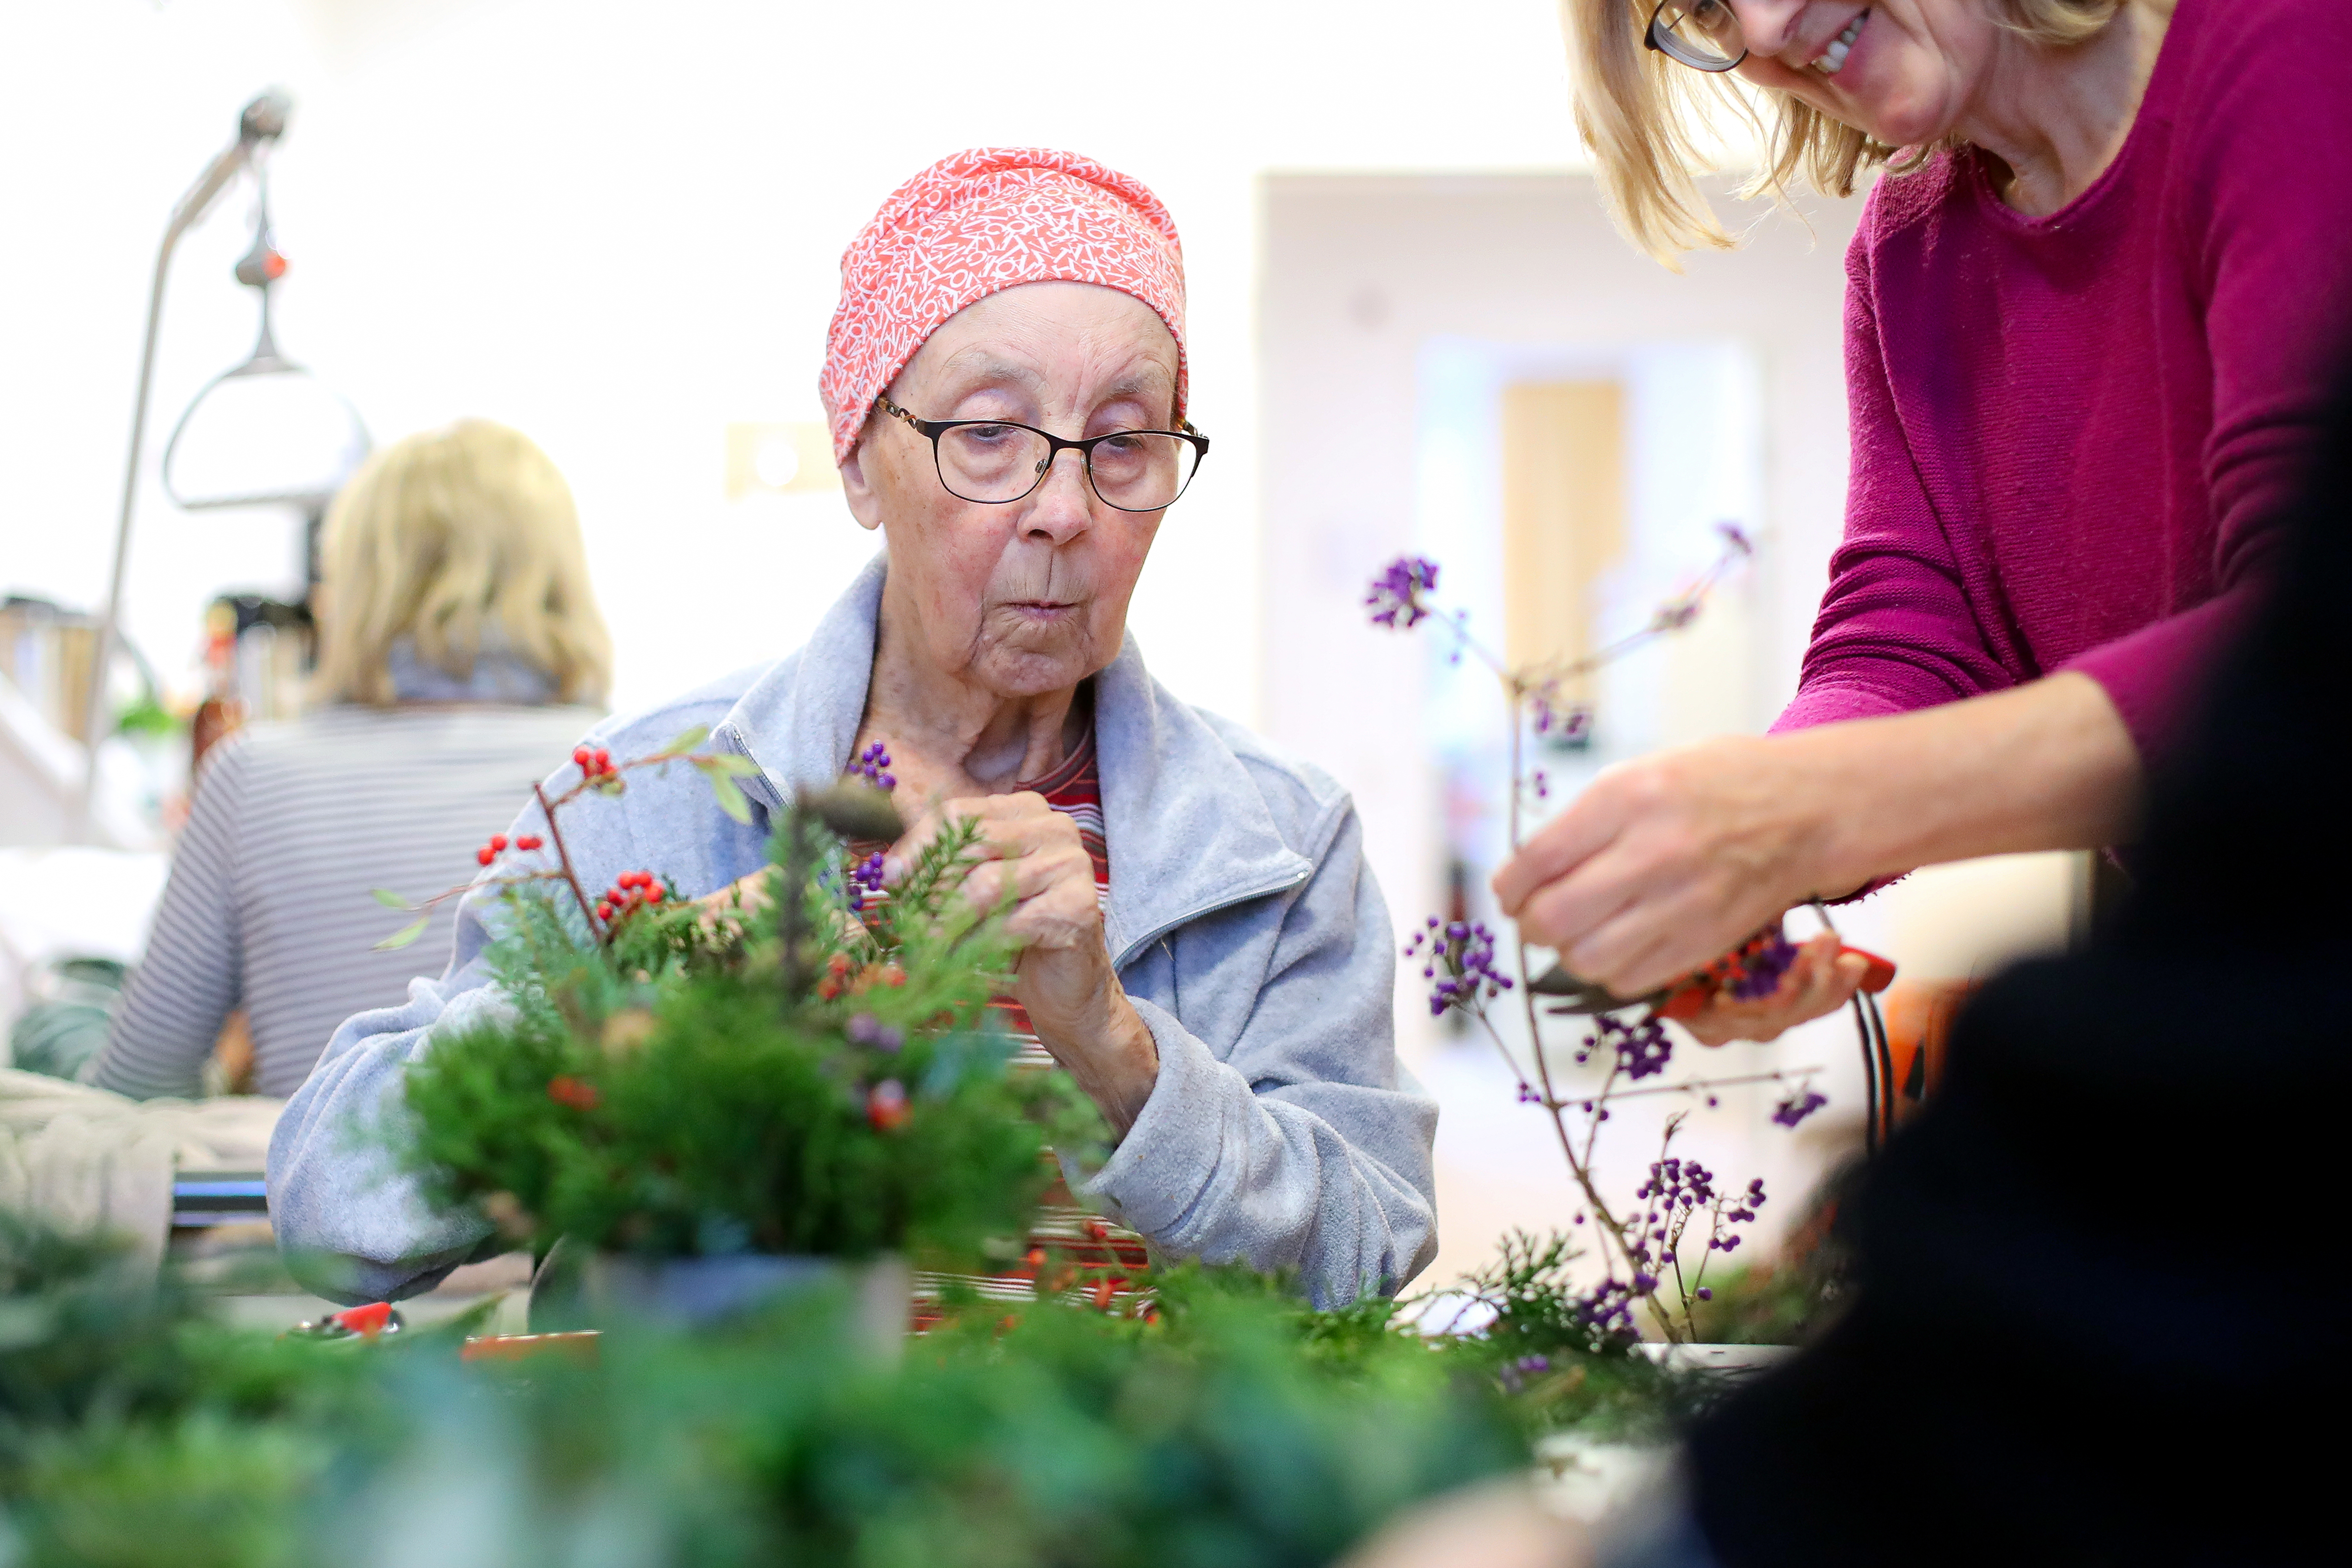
[843,282,1179,698]
[1725,1,2001,149]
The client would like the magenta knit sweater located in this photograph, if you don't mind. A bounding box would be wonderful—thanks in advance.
[1774,0,2352,768]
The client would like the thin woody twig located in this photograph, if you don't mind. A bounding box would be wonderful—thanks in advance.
[1564,1067,1819,1104]
[533,780,604,941]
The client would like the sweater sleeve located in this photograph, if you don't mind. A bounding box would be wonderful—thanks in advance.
[1772,227,2022,737]
[2059,0,2352,764]
[87,737,250,1100]
[264,787,576,1303]
[1082,801,1438,1308]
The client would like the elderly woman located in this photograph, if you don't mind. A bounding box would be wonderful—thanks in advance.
[1494,0,2352,1044]
[269,149,1436,1307]
[87,420,609,1099]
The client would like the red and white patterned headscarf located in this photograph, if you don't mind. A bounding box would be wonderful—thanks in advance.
[819,148,1188,464]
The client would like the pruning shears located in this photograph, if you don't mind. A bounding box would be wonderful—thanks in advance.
[1530,931,1897,1018]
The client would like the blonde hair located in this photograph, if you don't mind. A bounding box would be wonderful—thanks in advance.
[1565,0,2125,263]
[314,419,611,706]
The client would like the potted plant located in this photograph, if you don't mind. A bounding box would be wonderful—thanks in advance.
[374,736,1091,1340]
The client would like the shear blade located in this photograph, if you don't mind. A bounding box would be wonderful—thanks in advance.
[1528,962,1653,1014]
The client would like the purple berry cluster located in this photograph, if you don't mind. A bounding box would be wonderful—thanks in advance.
[847,849,889,904]
[1728,930,1800,1001]
[1531,693,1592,743]
[1568,1279,1642,1350]
[1496,1352,1554,1394]
[1365,556,1440,630]
[851,741,896,791]
[845,1011,905,1052]
[1712,1178,1766,1254]
[1771,1087,1829,1127]
[1633,1158,1767,1278]
[1575,1012,1674,1081]
[1403,917,1515,1017]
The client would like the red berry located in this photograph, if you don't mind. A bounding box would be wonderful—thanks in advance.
[644,885,663,903]
[573,747,590,766]
[597,902,613,920]
[866,1078,909,1132]
[490,834,508,852]
[594,748,611,768]
[477,847,495,866]
[517,835,543,851]
[546,1075,600,1111]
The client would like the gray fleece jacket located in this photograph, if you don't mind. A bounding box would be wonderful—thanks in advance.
[267,557,1438,1306]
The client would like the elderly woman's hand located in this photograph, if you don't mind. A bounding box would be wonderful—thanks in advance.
[890,792,1159,1133]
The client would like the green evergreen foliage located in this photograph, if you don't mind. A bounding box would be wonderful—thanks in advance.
[0,1224,1534,1568]
[397,802,1104,1270]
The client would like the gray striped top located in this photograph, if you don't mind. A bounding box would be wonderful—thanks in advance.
[88,701,599,1100]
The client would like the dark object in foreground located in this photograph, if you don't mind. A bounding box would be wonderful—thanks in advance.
[1678,391,2352,1567]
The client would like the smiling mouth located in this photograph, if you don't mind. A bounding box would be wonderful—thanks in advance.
[1813,9,1867,74]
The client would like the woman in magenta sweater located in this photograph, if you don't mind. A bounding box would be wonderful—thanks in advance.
[1494,0,2352,1043]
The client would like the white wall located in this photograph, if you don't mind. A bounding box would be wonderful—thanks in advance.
[0,0,1593,721]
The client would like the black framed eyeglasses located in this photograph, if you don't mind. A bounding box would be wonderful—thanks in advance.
[875,395,1209,513]
[1646,0,1748,72]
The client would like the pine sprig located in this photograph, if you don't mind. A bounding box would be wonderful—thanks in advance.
[395,779,1056,1273]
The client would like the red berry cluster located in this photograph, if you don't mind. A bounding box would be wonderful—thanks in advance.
[474,832,546,867]
[865,1077,909,1132]
[596,869,665,924]
[546,1074,600,1111]
[815,952,908,1002]
[571,745,616,781]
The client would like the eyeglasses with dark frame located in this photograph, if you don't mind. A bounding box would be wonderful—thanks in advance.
[874,394,1210,513]
[1646,0,1749,73]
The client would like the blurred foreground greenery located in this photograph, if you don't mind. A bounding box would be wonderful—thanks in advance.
[0,1217,1639,1568]
[0,1211,1796,1568]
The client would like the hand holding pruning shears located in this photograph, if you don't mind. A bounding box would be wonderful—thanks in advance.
[1533,925,1895,1046]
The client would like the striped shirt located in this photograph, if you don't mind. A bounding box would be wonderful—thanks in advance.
[89,702,599,1101]
[852,725,1151,1318]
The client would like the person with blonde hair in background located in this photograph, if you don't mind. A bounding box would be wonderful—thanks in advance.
[1493,0,2352,1046]
[88,420,610,1100]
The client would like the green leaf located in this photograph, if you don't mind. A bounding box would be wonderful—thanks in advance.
[370,889,414,910]
[698,752,761,777]
[374,915,430,952]
[662,724,712,755]
[706,771,753,824]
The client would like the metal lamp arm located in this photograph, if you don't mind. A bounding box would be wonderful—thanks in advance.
[76,90,290,840]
